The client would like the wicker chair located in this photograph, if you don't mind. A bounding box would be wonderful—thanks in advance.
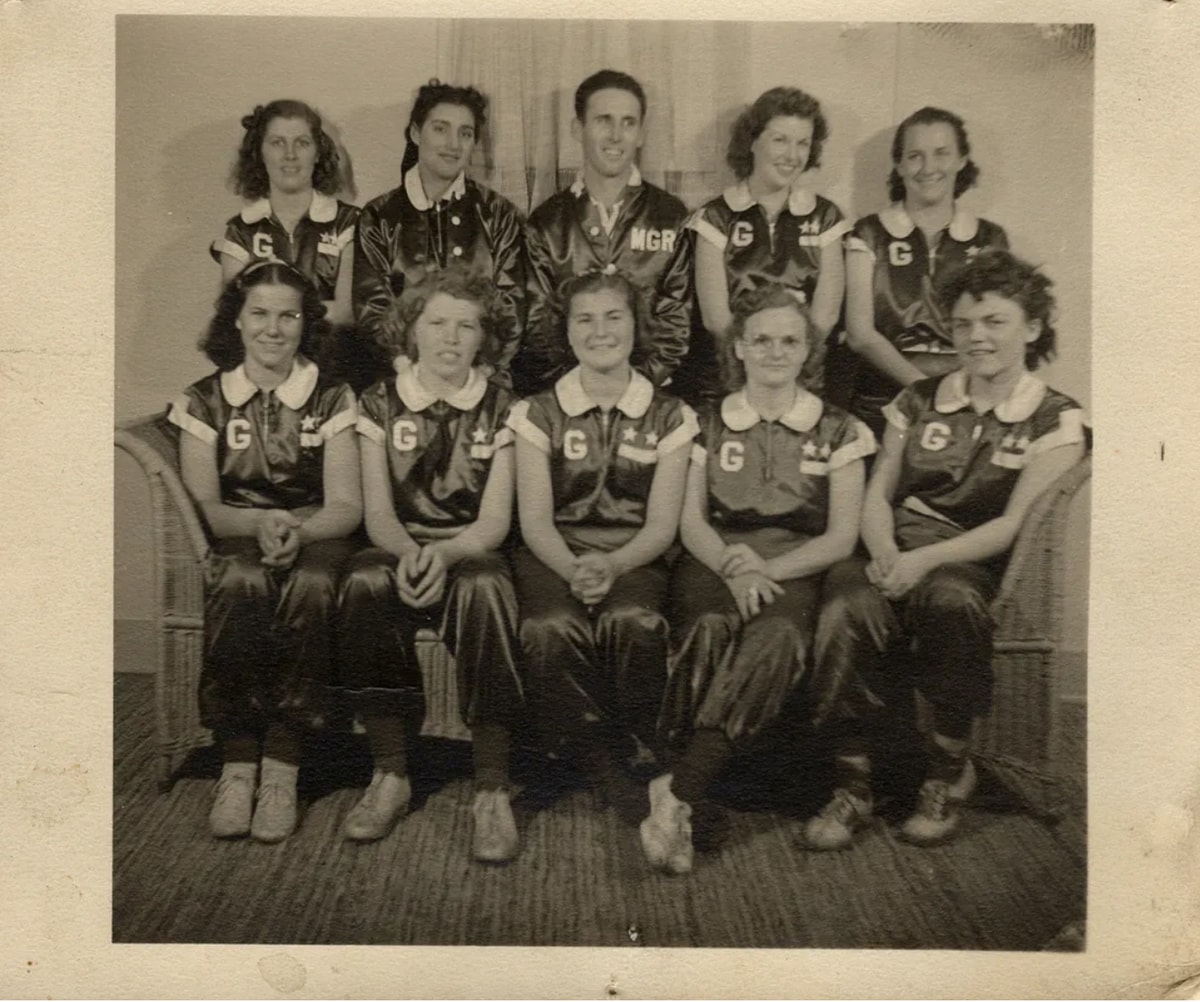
[116,414,1089,789]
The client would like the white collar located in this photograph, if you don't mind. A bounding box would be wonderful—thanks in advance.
[722,181,817,217]
[569,163,644,198]
[393,357,487,412]
[879,202,980,242]
[220,356,319,409]
[554,366,653,419]
[720,387,823,433]
[240,191,337,225]
[934,369,1047,422]
[404,165,467,211]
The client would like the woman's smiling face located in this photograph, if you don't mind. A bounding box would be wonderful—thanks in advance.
[412,102,478,184]
[261,116,316,196]
[566,286,636,375]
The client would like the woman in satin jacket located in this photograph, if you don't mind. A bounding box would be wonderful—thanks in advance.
[507,269,698,813]
[642,285,874,875]
[212,99,359,328]
[354,80,526,386]
[337,267,524,863]
[169,260,362,844]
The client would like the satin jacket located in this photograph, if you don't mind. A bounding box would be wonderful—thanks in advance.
[506,368,699,553]
[356,362,514,539]
[846,205,1009,405]
[883,370,1086,535]
[168,358,357,511]
[519,168,693,393]
[694,389,875,541]
[354,169,526,374]
[210,192,359,301]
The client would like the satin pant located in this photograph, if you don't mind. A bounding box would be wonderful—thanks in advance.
[201,536,357,735]
[336,548,523,728]
[513,547,670,758]
[811,554,999,729]
[663,552,820,747]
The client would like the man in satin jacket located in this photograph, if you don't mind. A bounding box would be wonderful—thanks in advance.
[514,70,694,396]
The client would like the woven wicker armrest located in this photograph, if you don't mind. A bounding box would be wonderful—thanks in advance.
[992,454,1091,643]
[115,415,211,565]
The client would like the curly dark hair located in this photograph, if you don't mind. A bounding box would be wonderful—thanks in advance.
[378,266,502,369]
[230,99,341,201]
[935,249,1057,368]
[554,268,654,370]
[574,69,647,122]
[399,79,489,176]
[887,106,979,204]
[199,260,330,371]
[726,87,829,180]
[721,284,824,390]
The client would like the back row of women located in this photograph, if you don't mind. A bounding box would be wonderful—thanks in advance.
[170,70,1088,872]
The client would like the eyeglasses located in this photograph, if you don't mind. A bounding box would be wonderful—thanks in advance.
[739,334,806,354]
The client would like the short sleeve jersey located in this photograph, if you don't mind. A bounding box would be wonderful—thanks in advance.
[687,183,849,312]
[693,389,876,538]
[168,358,357,510]
[883,370,1088,533]
[507,368,699,552]
[845,205,1008,396]
[211,192,359,301]
[356,363,513,537]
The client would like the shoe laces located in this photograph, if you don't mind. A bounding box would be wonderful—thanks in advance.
[820,788,868,825]
[916,779,951,820]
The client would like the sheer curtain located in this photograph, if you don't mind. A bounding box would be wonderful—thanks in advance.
[442,20,752,214]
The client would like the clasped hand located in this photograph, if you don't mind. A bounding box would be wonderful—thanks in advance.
[719,544,781,620]
[866,548,930,600]
[258,510,302,569]
[569,551,617,606]
[396,543,449,608]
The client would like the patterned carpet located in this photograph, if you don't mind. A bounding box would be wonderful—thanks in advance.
[113,674,1085,947]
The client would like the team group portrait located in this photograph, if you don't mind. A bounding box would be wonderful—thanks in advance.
[113,17,1093,949]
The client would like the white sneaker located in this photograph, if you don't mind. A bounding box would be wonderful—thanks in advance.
[342,770,411,842]
[472,788,519,863]
[804,788,874,851]
[639,773,694,875]
[209,770,255,838]
[900,758,977,845]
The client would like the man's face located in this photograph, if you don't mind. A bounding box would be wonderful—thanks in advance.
[574,87,645,182]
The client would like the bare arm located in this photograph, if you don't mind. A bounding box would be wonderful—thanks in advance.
[431,445,515,567]
[678,455,729,574]
[844,248,926,387]
[294,426,362,544]
[860,421,905,564]
[809,239,845,340]
[180,430,275,540]
[514,435,578,581]
[219,251,244,286]
[606,443,690,576]
[359,432,421,559]
[764,458,865,581]
[694,236,732,338]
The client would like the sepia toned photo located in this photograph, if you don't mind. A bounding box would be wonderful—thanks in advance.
[111,17,1095,951]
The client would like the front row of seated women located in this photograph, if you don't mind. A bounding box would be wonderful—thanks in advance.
[168,247,1087,874]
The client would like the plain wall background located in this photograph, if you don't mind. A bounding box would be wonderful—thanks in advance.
[114,17,1092,673]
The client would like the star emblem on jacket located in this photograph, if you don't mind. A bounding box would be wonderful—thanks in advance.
[301,415,321,432]
[622,427,637,442]
[472,426,489,443]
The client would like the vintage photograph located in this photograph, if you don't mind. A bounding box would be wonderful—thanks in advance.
[113,16,1093,949]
